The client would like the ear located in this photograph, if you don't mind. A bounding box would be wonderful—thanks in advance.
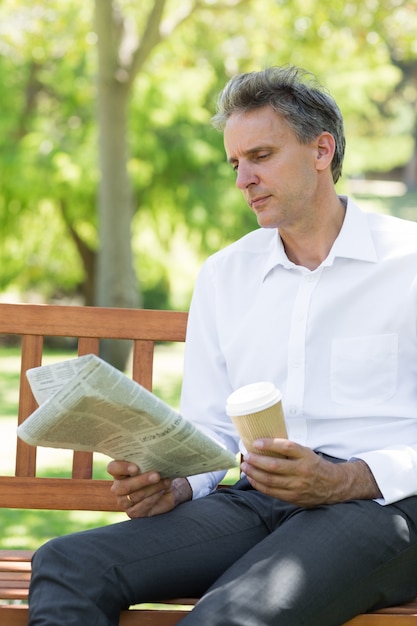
[315,132,335,172]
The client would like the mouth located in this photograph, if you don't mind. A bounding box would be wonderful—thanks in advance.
[249,195,271,210]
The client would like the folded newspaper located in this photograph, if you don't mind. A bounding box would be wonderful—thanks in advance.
[17,354,238,479]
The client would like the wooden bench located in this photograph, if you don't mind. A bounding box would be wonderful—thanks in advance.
[0,302,416,626]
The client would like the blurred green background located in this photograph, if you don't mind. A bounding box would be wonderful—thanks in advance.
[1,0,416,312]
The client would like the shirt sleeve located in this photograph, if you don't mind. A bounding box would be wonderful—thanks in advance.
[352,445,417,505]
[180,259,240,499]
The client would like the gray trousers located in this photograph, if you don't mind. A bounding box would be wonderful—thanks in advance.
[28,476,417,626]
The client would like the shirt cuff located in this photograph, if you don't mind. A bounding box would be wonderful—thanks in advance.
[186,470,228,500]
[353,446,417,505]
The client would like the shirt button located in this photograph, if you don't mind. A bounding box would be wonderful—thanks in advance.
[288,406,299,415]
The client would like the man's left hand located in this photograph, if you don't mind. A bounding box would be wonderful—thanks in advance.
[241,439,382,507]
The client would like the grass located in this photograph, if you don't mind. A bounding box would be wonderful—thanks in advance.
[0,347,21,417]
[350,187,417,222]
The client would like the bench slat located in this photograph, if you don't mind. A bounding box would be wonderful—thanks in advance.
[0,551,33,563]
[0,304,187,342]
[0,476,119,511]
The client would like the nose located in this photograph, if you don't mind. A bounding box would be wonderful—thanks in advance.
[236,162,258,190]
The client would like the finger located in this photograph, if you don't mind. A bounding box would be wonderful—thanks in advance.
[111,472,163,498]
[242,451,287,475]
[253,438,299,457]
[242,459,284,486]
[107,460,140,479]
[125,487,174,519]
[121,488,156,512]
[116,480,172,512]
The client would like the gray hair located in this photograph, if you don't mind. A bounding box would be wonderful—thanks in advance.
[212,66,345,183]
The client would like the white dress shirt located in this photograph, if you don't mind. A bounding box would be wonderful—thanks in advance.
[181,197,417,505]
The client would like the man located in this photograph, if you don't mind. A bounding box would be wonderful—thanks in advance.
[29,66,417,625]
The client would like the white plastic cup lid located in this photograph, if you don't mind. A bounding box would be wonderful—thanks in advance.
[226,382,282,417]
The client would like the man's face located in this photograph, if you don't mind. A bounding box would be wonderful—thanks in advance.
[224,106,321,231]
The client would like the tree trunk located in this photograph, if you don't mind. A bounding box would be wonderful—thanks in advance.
[404,107,417,192]
[95,0,141,369]
[96,80,139,310]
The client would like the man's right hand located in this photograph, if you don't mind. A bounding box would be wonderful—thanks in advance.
[107,460,192,519]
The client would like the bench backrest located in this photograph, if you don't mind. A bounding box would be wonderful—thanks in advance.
[0,303,188,513]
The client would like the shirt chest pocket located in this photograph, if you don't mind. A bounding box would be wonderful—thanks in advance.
[330,334,398,406]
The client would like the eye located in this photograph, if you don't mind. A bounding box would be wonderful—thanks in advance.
[256,152,270,161]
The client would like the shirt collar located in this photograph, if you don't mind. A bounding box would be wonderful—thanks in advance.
[262,196,378,280]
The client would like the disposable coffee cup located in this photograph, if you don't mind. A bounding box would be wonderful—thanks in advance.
[226,382,287,456]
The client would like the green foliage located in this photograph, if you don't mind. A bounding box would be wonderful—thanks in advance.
[129,67,257,257]
[0,0,97,299]
[0,0,416,304]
